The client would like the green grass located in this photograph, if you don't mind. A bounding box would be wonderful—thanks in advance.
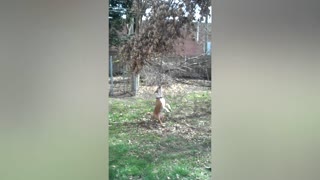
[109,98,153,123]
[109,92,211,179]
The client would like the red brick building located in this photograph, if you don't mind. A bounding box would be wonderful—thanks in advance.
[175,22,212,57]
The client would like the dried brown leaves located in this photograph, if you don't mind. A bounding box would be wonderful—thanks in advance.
[120,0,211,74]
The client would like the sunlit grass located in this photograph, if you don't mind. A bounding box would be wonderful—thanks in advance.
[109,92,211,179]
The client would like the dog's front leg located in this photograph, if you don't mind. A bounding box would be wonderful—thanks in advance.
[163,107,170,112]
[165,104,172,112]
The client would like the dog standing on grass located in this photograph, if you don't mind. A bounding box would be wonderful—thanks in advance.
[152,85,172,126]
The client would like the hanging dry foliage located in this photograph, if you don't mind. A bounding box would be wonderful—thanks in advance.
[120,0,211,74]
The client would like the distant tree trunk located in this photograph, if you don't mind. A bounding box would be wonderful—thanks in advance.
[204,15,208,54]
[109,55,114,96]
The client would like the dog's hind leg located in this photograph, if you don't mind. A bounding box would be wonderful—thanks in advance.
[156,114,163,125]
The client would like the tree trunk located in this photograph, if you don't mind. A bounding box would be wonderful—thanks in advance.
[131,72,140,96]
[130,0,143,96]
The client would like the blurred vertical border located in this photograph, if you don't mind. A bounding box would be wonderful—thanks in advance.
[0,0,108,180]
[212,0,320,179]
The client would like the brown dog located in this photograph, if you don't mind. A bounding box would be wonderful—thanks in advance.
[152,86,171,126]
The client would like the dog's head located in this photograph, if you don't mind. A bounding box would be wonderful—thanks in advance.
[154,85,163,98]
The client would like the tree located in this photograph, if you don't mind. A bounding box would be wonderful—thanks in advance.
[120,0,211,95]
[109,0,135,96]
[109,0,134,48]
[129,0,151,95]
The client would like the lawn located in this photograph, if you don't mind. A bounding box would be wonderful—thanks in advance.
[109,90,211,180]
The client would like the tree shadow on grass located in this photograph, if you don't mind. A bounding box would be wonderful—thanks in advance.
[109,114,211,179]
[109,139,210,179]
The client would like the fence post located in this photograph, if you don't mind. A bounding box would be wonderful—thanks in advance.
[109,55,114,96]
